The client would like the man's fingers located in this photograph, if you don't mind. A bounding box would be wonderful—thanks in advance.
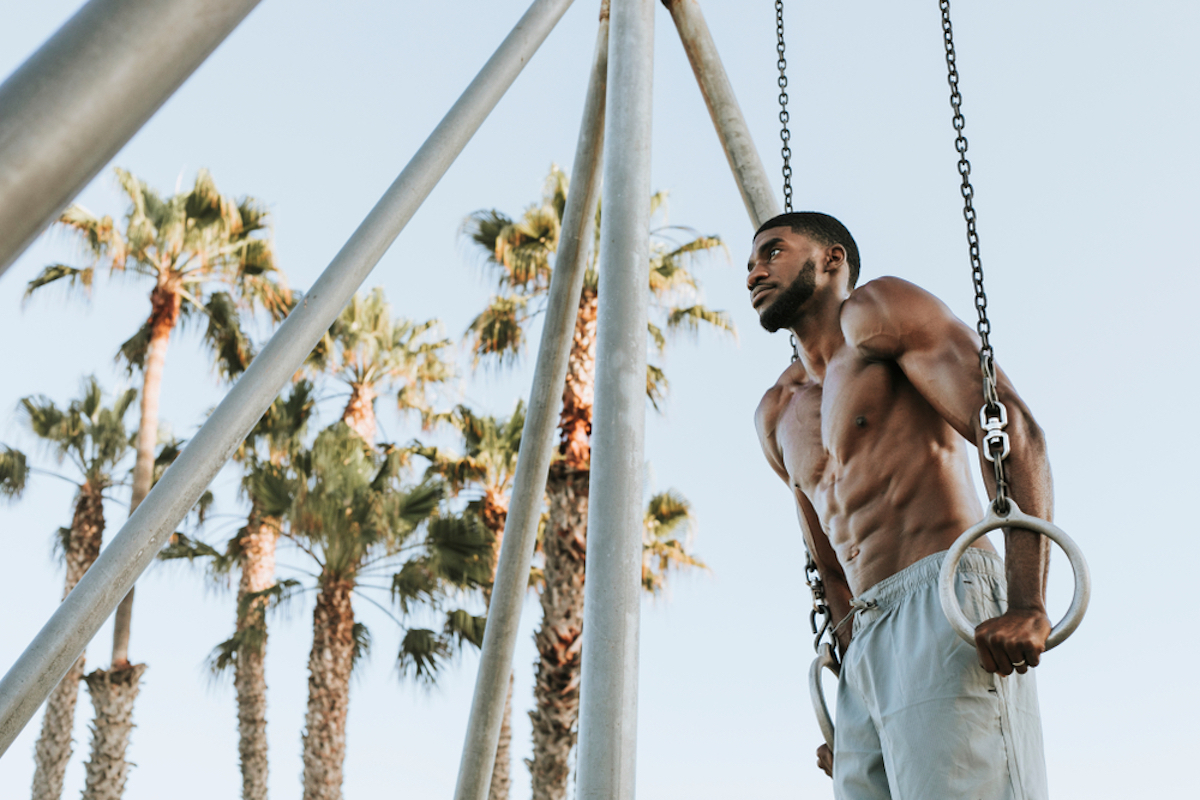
[816,743,834,778]
[1006,644,1030,674]
[975,632,999,674]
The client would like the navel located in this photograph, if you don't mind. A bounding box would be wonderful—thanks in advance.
[855,415,867,428]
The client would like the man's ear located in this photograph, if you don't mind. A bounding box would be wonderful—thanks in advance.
[825,244,847,272]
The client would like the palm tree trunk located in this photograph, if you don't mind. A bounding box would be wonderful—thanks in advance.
[112,283,178,664]
[489,673,515,800]
[528,467,589,800]
[341,383,377,445]
[302,578,355,800]
[80,664,147,800]
[235,513,277,800]
[32,482,105,800]
[557,291,597,474]
[479,491,512,800]
[527,290,596,800]
[84,284,177,800]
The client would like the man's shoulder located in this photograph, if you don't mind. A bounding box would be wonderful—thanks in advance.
[841,276,958,354]
[844,275,938,315]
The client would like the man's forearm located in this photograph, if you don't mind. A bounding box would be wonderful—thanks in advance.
[985,400,1053,612]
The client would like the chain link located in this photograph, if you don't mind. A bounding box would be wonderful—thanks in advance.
[776,0,793,213]
[805,550,834,656]
[940,0,1010,514]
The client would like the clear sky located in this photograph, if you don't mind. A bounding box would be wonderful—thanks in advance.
[1,1,1197,798]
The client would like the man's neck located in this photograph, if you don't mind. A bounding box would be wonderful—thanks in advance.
[789,294,847,382]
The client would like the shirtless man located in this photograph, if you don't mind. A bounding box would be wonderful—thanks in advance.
[750,212,1052,799]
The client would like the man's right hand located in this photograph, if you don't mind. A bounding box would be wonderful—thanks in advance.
[817,743,833,778]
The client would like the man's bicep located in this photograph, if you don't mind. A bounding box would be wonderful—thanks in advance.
[894,317,987,441]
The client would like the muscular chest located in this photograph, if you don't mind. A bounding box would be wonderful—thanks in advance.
[776,357,899,494]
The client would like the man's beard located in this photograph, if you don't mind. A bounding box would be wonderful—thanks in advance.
[758,259,817,332]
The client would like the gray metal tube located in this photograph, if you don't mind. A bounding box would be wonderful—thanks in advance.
[0,0,263,279]
[451,8,610,800]
[574,1,655,797]
[0,0,575,756]
[663,0,780,227]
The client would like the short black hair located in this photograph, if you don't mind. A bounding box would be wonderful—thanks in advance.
[755,212,861,289]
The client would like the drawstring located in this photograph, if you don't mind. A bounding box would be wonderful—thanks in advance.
[829,598,878,642]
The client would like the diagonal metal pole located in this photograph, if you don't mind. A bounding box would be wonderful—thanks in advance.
[663,0,780,228]
[0,0,577,756]
[0,0,264,280]
[575,0,655,797]
[452,7,611,798]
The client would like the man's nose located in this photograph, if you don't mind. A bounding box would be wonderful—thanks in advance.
[747,261,768,291]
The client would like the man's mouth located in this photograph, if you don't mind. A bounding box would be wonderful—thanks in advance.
[751,285,774,308]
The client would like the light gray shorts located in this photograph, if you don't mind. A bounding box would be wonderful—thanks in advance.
[832,549,1048,800]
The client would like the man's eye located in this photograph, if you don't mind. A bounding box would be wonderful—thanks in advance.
[769,248,781,259]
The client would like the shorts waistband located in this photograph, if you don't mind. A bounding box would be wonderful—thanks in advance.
[854,547,1004,610]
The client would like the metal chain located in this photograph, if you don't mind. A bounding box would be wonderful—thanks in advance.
[776,0,793,213]
[940,0,1010,514]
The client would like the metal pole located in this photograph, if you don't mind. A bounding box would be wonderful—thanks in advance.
[0,0,263,279]
[574,0,654,797]
[0,0,576,756]
[451,6,610,799]
[662,0,780,227]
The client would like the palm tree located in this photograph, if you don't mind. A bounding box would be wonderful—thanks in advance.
[161,380,314,800]
[418,402,525,800]
[462,168,732,800]
[310,288,454,444]
[249,423,493,800]
[0,379,137,800]
[24,167,290,800]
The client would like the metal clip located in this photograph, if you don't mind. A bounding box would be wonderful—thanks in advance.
[979,403,1010,462]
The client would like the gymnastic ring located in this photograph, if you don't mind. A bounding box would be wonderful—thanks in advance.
[808,641,839,751]
[938,499,1091,651]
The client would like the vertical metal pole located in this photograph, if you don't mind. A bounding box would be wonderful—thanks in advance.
[0,0,577,756]
[0,0,264,279]
[574,0,654,797]
[662,0,780,227]
[451,6,610,799]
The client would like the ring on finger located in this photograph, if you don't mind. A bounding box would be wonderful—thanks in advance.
[1012,659,1027,668]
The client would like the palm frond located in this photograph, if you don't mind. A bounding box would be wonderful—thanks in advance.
[52,526,74,563]
[206,624,269,675]
[444,608,487,649]
[665,305,737,339]
[158,532,224,563]
[203,291,255,380]
[397,628,452,684]
[426,512,494,589]
[393,480,444,531]
[116,321,152,375]
[239,578,304,619]
[647,321,666,353]
[465,295,528,368]
[390,558,439,614]
[646,363,669,412]
[23,264,95,305]
[351,621,372,671]
[0,446,29,500]
[642,489,707,594]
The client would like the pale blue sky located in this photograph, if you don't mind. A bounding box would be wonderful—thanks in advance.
[1,1,1197,798]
